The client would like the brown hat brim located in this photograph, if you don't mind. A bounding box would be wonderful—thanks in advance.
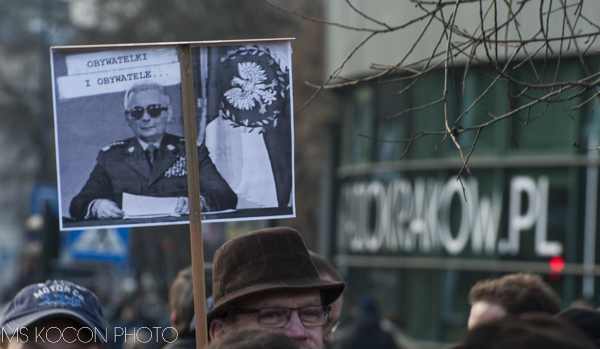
[208,227,345,325]
[207,276,344,324]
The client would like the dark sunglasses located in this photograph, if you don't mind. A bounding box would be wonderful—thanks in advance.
[126,104,168,120]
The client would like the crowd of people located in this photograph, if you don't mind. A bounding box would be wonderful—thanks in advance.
[2,226,600,349]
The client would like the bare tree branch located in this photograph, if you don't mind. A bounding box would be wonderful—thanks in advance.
[265,0,600,178]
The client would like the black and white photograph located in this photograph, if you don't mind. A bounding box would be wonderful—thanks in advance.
[196,42,294,214]
[52,40,295,231]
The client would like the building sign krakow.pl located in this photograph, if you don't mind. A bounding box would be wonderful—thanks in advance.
[337,176,563,257]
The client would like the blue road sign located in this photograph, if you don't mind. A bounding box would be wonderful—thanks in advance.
[65,228,129,263]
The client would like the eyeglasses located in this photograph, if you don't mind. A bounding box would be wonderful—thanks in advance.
[126,104,168,120]
[323,320,340,334]
[230,305,330,328]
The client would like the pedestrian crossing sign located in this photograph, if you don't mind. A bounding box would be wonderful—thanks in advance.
[65,228,129,262]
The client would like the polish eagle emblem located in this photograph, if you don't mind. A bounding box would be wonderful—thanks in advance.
[224,61,278,114]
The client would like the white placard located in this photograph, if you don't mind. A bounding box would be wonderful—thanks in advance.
[122,193,180,218]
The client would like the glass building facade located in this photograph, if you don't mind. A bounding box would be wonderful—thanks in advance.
[331,56,600,342]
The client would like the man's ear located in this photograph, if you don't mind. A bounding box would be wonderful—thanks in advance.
[209,318,227,341]
[166,105,174,123]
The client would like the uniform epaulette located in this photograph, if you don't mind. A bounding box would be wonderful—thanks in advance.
[101,141,127,152]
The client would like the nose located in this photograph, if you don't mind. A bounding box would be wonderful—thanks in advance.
[283,311,309,342]
[140,109,152,121]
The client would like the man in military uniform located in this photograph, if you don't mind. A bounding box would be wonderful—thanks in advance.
[69,82,237,220]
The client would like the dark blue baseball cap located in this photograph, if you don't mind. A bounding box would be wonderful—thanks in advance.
[0,280,108,342]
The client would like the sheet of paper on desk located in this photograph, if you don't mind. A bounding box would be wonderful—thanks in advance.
[122,193,181,219]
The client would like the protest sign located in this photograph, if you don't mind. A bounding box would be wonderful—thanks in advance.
[51,39,294,349]
[51,40,295,231]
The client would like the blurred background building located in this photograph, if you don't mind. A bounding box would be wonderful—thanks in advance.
[324,0,600,344]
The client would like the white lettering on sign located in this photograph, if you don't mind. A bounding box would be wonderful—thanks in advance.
[336,176,563,257]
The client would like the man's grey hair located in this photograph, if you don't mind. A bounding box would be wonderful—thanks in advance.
[124,82,169,108]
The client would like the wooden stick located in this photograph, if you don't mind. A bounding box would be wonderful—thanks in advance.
[179,44,208,349]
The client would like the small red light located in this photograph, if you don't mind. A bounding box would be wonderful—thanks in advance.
[549,256,565,272]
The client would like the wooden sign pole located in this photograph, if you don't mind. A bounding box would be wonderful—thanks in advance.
[179,44,208,349]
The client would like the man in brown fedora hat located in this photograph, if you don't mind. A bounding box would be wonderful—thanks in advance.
[208,227,345,349]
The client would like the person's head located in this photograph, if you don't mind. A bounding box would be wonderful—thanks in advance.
[569,298,596,309]
[185,263,214,336]
[467,273,562,329]
[356,296,379,319]
[124,83,173,144]
[207,328,299,349]
[168,266,194,337]
[208,227,345,349]
[554,307,600,346]
[0,280,108,348]
[451,313,597,349]
[308,251,344,346]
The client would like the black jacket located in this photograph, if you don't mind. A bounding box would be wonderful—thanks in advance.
[69,133,237,219]
[339,315,400,349]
